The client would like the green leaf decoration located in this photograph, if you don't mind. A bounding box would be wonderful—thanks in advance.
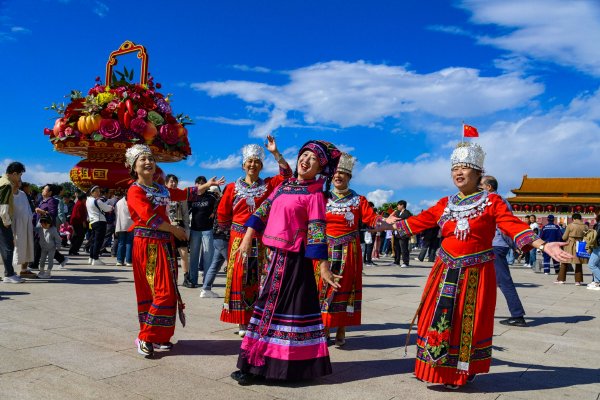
[129,68,134,81]
[92,133,103,141]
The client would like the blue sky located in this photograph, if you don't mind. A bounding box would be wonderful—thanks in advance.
[1,0,599,211]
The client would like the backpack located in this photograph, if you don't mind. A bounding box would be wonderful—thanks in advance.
[583,229,598,253]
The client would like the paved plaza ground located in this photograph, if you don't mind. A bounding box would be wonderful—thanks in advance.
[1,251,599,400]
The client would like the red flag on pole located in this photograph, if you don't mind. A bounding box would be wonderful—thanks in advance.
[463,124,479,138]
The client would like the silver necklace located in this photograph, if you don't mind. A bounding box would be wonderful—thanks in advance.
[327,191,360,226]
[234,177,267,212]
[442,191,491,240]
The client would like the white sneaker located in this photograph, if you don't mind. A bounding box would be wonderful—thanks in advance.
[586,282,599,287]
[400,264,409,268]
[115,262,124,266]
[3,275,24,283]
[200,289,219,298]
[38,271,51,279]
[523,264,530,268]
[92,259,105,266]
[238,330,246,337]
[125,263,133,267]
[590,285,600,291]
[88,257,93,265]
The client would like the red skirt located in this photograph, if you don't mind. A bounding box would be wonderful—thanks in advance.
[132,228,179,343]
[315,238,362,328]
[414,259,496,386]
[220,228,266,325]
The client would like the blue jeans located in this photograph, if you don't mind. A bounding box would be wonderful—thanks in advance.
[587,247,600,283]
[493,246,525,318]
[204,238,228,290]
[529,248,537,267]
[507,248,515,265]
[116,231,134,264]
[189,229,214,286]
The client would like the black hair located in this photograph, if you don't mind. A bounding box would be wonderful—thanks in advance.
[572,213,582,220]
[6,161,25,175]
[397,200,407,208]
[166,174,179,183]
[40,216,52,225]
[482,176,498,191]
[368,201,375,208]
[44,184,57,197]
[195,176,207,185]
[77,192,87,201]
[21,182,30,189]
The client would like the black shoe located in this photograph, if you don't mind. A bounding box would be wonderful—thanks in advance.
[392,262,400,265]
[499,317,527,327]
[68,252,80,256]
[182,280,197,288]
[230,370,259,386]
[135,338,154,358]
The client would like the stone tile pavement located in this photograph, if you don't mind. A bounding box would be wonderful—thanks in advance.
[1,251,599,399]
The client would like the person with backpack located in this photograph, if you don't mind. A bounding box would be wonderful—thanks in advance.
[585,214,600,290]
[85,186,114,266]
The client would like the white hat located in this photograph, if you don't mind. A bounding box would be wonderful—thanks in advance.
[241,144,265,164]
[450,142,485,171]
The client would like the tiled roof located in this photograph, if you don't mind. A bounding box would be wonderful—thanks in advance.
[511,176,600,195]
[506,196,600,204]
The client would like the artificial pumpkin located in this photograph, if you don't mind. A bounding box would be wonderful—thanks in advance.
[77,114,102,135]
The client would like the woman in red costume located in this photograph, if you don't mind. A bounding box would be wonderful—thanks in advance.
[126,144,224,358]
[316,153,398,346]
[393,142,571,389]
[218,135,292,337]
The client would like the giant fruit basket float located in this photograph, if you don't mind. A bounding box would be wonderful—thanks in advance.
[43,40,192,191]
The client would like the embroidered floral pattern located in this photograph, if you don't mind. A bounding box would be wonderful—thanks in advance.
[424,309,451,364]
[514,230,539,250]
[307,219,326,246]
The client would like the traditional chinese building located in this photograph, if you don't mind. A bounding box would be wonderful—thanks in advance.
[506,175,600,226]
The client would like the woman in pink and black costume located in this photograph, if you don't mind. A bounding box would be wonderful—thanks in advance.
[230,140,342,385]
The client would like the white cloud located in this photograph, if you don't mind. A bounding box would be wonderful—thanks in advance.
[199,154,242,169]
[197,116,258,126]
[460,0,600,76]
[366,189,394,207]
[0,159,69,185]
[10,26,30,34]
[93,1,109,17]
[337,144,355,153]
[232,64,272,73]
[352,87,600,195]
[192,60,543,136]
[427,25,472,37]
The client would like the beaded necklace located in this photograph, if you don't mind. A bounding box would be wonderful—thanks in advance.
[234,177,267,212]
[442,190,491,240]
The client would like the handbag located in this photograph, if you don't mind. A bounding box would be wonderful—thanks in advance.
[576,241,590,258]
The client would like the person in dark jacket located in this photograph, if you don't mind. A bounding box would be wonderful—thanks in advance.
[540,215,563,274]
[392,200,412,267]
[68,192,88,256]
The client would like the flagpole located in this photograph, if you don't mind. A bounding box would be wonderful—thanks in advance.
[461,120,464,144]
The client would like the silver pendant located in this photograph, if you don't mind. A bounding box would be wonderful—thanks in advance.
[246,197,255,211]
[345,211,355,225]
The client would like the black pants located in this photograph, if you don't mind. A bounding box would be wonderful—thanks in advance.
[90,221,107,260]
[0,224,16,277]
[69,225,87,255]
[418,238,440,262]
[364,242,374,263]
[394,236,410,265]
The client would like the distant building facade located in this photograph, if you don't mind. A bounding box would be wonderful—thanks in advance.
[506,175,600,226]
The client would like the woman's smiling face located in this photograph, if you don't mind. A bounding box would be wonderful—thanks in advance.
[297,150,322,180]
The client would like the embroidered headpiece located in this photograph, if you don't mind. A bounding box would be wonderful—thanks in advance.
[125,144,153,170]
[450,142,485,171]
[298,140,341,177]
[336,153,356,175]
[241,144,265,164]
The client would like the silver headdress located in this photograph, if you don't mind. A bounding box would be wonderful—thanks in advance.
[336,153,356,175]
[450,142,485,171]
[241,144,265,164]
[125,144,153,170]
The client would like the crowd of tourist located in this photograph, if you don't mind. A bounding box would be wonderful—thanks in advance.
[2,136,598,391]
